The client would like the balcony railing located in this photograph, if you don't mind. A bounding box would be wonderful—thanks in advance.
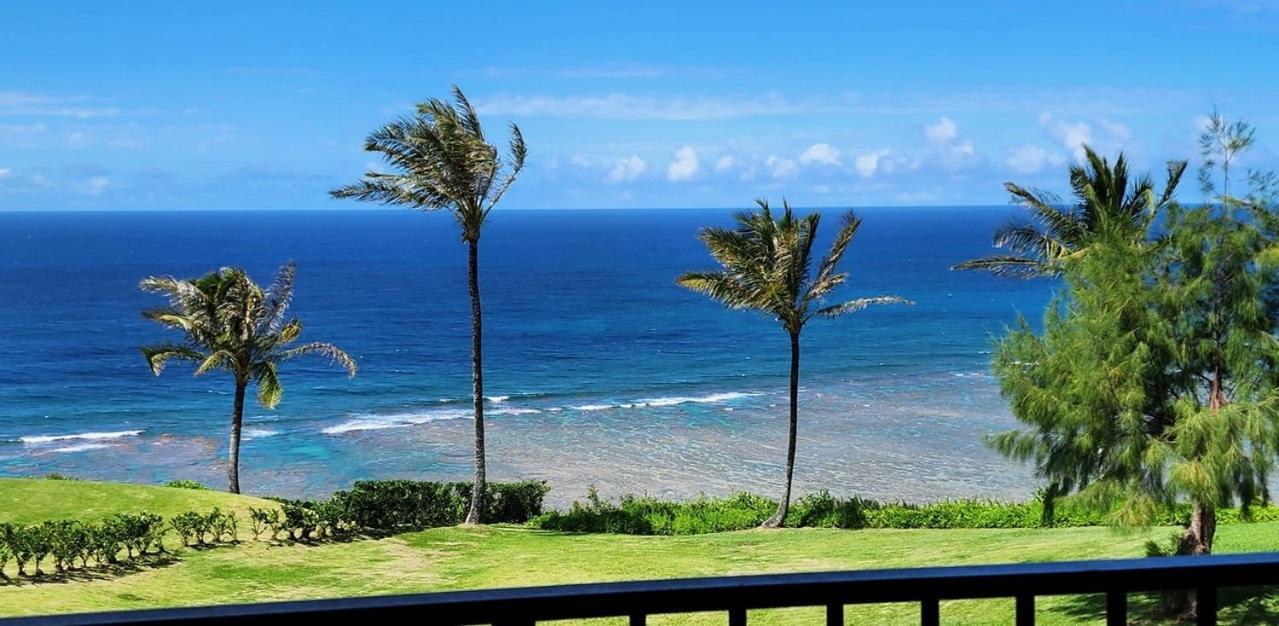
[4,552,1278,626]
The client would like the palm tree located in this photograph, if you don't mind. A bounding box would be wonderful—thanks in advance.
[952,145,1187,278]
[678,199,910,527]
[330,86,526,524]
[140,262,356,494]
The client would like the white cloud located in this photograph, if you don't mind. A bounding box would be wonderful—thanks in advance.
[855,150,891,178]
[0,122,47,137]
[476,93,805,121]
[0,91,118,118]
[1099,119,1132,142]
[1038,113,1093,161]
[667,146,700,181]
[713,155,737,172]
[765,155,799,179]
[1005,144,1064,174]
[1038,112,1138,163]
[606,155,647,183]
[936,139,980,171]
[569,154,592,168]
[924,117,958,144]
[799,143,841,166]
[0,168,9,180]
[84,176,110,196]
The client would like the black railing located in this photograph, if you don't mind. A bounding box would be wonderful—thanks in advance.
[5,552,1278,626]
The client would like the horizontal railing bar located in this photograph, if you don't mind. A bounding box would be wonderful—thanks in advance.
[4,553,1278,625]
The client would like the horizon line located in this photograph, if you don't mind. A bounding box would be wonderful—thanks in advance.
[0,204,1017,214]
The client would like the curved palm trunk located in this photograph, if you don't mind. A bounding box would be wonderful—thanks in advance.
[763,331,800,528]
[464,239,487,525]
[227,378,247,494]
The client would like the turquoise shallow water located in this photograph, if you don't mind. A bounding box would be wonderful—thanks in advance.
[0,208,1053,504]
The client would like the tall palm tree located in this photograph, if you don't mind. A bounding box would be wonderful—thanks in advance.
[330,86,526,524]
[678,199,910,528]
[953,145,1187,278]
[140,262,356,494]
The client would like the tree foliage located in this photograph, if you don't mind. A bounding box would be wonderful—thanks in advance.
[141,262,356,407]
[954,145,1186,278]
[989,120,1279,562]
[678,199,909,527]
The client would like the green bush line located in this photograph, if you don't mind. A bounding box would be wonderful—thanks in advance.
[257,479,551,539]
[164,479,210,491]
[0,510,238,581]
[531,489,1279,535]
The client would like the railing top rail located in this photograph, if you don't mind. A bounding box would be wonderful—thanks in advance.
[6,552,1279,625]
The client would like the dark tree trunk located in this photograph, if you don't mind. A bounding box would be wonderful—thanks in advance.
[464,239,487,525]
[763,331,800,528]
[1166,501,1216,619]
[1178,501,1216,556]
[228,378,247,494]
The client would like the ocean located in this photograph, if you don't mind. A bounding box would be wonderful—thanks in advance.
[0,208,1054,505]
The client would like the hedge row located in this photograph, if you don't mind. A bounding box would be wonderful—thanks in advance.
[531,489,1279,535]
[250,480,551,540]
[0,509,238,579]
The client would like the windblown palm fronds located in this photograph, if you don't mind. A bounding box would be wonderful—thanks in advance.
[953,145,1187,278]
[678,199,910,527]
[331,86,525,524]
[140,262,355,493]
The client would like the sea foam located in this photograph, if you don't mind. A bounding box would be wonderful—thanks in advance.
[572,391,759,412]
[21,430,143,445]
[322,409,470,435]
[49,442,114,454]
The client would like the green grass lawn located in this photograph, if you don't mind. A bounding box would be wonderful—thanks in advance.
[1,478,1277,624]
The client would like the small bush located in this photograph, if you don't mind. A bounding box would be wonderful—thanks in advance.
[331,479,549,533]
[42,473,81,481]
[165,479,209,490]
[248,507,279,540]
[169,512,204,546]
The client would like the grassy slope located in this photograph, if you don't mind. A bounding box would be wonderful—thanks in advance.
[1,479,1277,624]
[0,478,275,524]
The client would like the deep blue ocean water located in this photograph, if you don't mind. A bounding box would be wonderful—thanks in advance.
[0,208,1054,503]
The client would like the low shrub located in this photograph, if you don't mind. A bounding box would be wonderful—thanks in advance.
[41,473,81,481]
[532,488,1279,535]
[329,479,549,533]
[248,507,279,540]
[165,479,209,490]
[169,511,205,546]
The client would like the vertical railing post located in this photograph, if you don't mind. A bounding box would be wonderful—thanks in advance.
[1106,590,1127,626]
[729,606,747,626]
[1197,587,1218,626]
[826,602,843,625]
[1015,594,1035,626]
[629,613,646,626]
[920,597,940,626]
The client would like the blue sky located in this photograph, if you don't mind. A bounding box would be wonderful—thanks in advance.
[1,1,1277,210]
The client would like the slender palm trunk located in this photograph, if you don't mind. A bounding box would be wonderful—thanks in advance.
[464,239,487,525]
[763,331,800,528]
[228,378,247,494]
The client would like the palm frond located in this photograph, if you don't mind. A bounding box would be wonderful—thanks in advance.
[140,344,203,376]
[814,296,913,318]
[951,255,1059,279]
[260,261,296,334]
[254,362,283,409]
[194,349,237,376]
[676,271,759,310]
[283,342,357,377]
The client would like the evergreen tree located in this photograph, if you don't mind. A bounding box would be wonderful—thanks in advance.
[990,118,1279,610]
